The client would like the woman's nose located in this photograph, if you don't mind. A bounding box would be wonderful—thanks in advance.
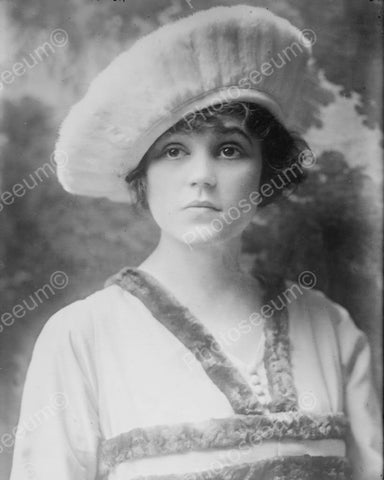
[188,152,217,188]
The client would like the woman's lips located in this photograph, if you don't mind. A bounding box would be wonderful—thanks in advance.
[183,200,221,211]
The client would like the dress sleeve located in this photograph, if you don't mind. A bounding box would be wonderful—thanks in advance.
[9,300,101,480]
[334,303,382,480]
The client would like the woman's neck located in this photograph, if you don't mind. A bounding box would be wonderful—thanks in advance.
[138,231,255,303]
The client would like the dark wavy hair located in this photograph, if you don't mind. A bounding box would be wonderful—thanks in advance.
[125,101,311,208]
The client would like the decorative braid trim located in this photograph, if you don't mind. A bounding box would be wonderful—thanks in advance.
[261,276,299,412]
[106,267,265,415]
[98,413,349,476]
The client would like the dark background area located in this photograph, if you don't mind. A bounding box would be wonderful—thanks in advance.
[0,0,382,478]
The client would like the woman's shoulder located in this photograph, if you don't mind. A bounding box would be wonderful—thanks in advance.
[36,281,136,346]
[260,272,350,324]
[284,278,347,319]
[281,277,366,351]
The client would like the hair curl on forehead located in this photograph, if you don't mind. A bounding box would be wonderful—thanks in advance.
[168,102,272,138]
[125,101,311,208]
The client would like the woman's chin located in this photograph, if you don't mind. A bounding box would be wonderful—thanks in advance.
[153,211,248,248]
[176,222,239,248]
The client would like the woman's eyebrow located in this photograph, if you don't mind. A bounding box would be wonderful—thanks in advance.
[152,135,185,150]
[214,126,252,145]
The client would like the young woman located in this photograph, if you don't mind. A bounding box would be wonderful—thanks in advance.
[10,6,381,480]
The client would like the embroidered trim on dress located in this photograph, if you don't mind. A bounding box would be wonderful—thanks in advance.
[98,413,349,476]
[106,267,266,415]
[100,268,349,479]
[106,267,299,415]
[260,276,299,412]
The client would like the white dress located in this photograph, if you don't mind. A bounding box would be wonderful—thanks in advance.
[9,267,382,480]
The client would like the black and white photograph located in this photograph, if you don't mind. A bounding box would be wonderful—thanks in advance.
[0,1,382,479]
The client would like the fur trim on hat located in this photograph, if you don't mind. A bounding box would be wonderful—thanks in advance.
[55,6,312,202]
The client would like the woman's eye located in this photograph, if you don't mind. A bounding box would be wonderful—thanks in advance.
[219,145,242,159]
[164,146,185,159]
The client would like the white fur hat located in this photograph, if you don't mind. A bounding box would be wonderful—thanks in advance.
[54,5,313,203]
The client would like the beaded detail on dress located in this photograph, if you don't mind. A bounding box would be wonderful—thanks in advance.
[228,354,272,406]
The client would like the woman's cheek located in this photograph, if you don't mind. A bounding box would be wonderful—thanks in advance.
[146,164,172,204]
[146,180,180,232]
[223,167,261,206]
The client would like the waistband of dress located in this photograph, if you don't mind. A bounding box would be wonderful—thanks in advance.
[98,412,349,477]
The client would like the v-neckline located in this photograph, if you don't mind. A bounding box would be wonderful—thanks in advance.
[105,266,299,413]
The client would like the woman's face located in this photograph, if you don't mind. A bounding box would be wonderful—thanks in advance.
[144,116,262,247]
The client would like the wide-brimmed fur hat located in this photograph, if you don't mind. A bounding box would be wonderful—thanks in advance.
[54,5,313,203]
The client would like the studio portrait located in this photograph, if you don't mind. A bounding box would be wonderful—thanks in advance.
[0,1,382,479]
